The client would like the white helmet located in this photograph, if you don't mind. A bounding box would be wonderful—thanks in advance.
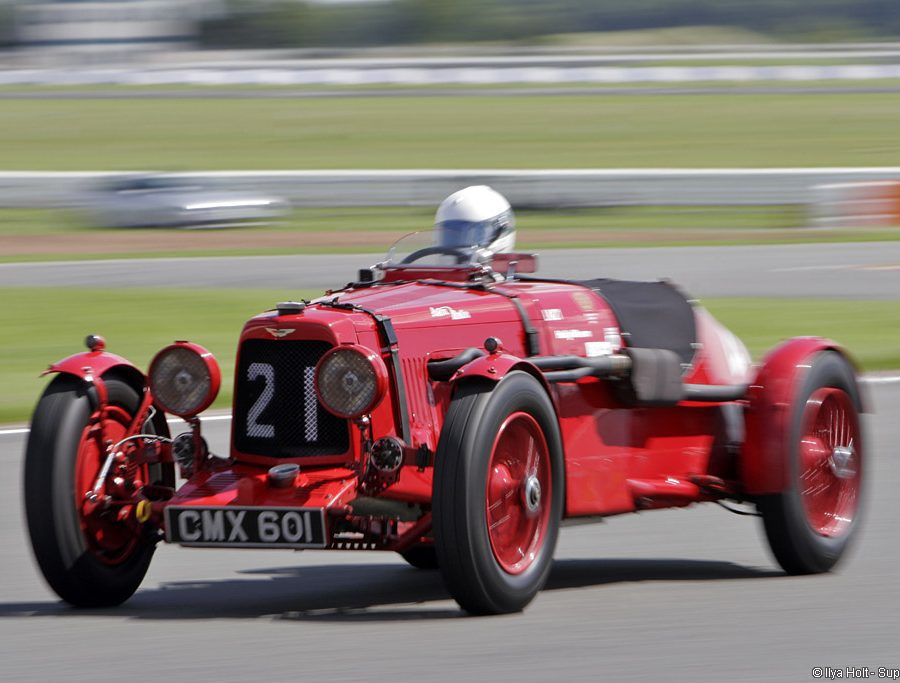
[434,185,516,255]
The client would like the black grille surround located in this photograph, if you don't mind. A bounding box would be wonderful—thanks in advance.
[233,339,349,458]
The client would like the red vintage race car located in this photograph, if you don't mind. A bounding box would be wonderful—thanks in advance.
[24,233,865,615]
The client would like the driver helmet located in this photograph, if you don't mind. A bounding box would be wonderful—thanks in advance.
[434,185,516,255]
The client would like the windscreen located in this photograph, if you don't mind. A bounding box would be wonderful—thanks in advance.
[385,231,481,268]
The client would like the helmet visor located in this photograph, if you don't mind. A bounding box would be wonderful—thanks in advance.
[436,209,514,249]
[436,219,492,248]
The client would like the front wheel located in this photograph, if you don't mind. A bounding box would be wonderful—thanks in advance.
[433,372,563,615]
[757,351,864,574]
[24,375,165,607]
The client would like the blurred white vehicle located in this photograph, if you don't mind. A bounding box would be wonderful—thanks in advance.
[86,175,290,229]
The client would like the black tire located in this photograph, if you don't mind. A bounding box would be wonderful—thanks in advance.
[399,544,440,570]
[24,374,163,607]
[757,351,864,574]
[433,372,563,615]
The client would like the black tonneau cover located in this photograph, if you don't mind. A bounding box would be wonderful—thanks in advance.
[577,279,697,368]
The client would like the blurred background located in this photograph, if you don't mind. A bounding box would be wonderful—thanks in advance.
[1,2,900,680]
[3,0,900,421]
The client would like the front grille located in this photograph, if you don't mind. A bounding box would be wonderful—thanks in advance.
[233,339,349,458]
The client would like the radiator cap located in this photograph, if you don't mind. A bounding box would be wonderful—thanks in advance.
[268,463,299,488]
[276,301,306,315]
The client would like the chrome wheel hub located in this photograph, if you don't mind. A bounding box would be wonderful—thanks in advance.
[829,444,857,480]
[523,475,541,514]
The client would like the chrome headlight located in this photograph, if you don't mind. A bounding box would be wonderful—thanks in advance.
[148,341,221,418]
[315,345,387,418]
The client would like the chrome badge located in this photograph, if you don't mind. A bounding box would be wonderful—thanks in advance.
[265,328,294,338]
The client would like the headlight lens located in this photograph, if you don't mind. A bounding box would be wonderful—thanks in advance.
[148,341,221,418]
[315,345,387,418]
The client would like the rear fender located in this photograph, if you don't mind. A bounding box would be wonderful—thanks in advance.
[742,337,863,495]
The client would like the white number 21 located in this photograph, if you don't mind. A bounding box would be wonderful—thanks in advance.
[246,362,318,441]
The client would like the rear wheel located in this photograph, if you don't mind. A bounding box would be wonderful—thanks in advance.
[758,351,863,574]
[24,375,164,607]
[433,372,563,615]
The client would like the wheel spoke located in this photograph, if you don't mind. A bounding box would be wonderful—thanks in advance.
[489,514,512,531]
[485,412,551,575]
[74,406,148,566]
[525,434,538,479]
[798,388,860,538]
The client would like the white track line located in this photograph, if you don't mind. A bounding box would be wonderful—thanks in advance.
[2,375,899,437]
[860,375,900,385]
[0,413,233,437]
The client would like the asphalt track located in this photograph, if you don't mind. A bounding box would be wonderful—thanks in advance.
[2,243,899,681]
[1,384,897,682]
[3,241,900,299]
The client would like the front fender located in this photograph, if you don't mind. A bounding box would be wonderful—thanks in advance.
[42,346,173,488]
[44,349,147,408]
[741,337,863,495]
[450,352,552,396]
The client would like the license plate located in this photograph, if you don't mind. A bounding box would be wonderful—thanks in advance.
[165,506,326,549]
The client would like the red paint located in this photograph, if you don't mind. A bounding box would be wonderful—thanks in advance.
[74,403,145,565]
[148,341,221,418]
[555,381,720,516]
[176,279,835,528]
[42,261,860,554]
[742,337,852,494]
[485,412,552,575]
[798,387,861,537]
[450,352,545,389]
[45,349,138,383]
[170,463,359,510]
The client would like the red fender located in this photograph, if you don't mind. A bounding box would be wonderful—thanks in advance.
[43,339,147,408]
[449,352,552,396]
[45,349,141,381]
[43,340,175,492]
[741,337,861,495]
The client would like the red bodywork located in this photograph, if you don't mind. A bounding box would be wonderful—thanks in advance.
[44,339,158,450]
[51,260,859,553]
[131,263,854,551]
[742,337,858,494]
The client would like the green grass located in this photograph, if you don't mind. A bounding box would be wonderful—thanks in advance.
[538,26,778,47]
[634,57,898,67]
[2,92,900,170]
[0,208,87,236]
[0,205,803,236]
[1,288,897,424]
[3,79,900,95]
[0,288,318,425]
[703,298,900,371]
[7,205,900,263]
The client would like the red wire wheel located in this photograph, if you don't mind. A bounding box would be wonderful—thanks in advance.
[433,371,563,615]
[485,412,552,575]
[73,405,147,565]
[758,350,865,575]
[24,375,168,607]
[798,387,861,538]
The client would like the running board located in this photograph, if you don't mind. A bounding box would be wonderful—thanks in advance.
[629,477,701,509]
[629,475,733,509]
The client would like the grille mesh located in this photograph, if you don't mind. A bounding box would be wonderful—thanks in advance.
[233,339,349,458]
